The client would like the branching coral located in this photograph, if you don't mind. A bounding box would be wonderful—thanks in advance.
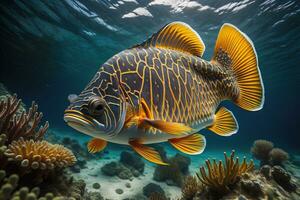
[196,150,254,193]
[4,138,76,170]
[0,94,49,144]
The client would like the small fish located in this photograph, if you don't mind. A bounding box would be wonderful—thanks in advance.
[64,22,264,165]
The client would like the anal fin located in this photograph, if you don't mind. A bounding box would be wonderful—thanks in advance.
[169,133,206,155]
[87,138,107,153]
[129,140,168,165]
[208,107,238,136]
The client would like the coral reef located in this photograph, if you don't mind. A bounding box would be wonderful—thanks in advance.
[120,151,145,174]
[153,153,191,187]
[251,139,289,166]
[5,138,76,170]
[181,150,300,200]
[0,94,49,144]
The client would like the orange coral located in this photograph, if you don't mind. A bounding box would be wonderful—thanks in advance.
[4,138,76,170]
[197,150,254,193]
[0,94,49,144]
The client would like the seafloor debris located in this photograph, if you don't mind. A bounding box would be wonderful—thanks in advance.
[4,137,76,170]
[0,94,49,144]
[251,139,289,166]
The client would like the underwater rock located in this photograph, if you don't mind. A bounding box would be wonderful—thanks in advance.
[101,161,134,180]
[92,183,100,189]
[269,148,289,166]
[115,188,123,194]
[125,182,131,188]
[260,165,271,179]
[251,139,274,166]
[153,153,191,187]
[120,151,145,173]
[143,183,166,198]
[85,191,104,200]
[271,166,297,191]
[240,179,264,197]
[118,167,133,180]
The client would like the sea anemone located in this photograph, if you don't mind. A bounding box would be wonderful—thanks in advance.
[4,138,76,170]
[0,94,49,144]
[196,150,254,194]
[269,148,289,166]
[251,140,274,165]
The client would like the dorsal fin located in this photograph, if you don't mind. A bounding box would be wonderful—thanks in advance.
[135,21,206,57]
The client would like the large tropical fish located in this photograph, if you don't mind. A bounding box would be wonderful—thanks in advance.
[64,22,264,165]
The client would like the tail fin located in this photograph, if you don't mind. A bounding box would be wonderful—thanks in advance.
[212,23,264,111]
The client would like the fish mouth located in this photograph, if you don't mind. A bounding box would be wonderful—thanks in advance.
[64,109,105,134]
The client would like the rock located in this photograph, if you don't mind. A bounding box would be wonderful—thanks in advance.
[132,169,140,177]
[271,166,297,191]
[260,165,271,179]
[77,159,87,169]
[120,151,145,173]
[85,191,104,200]
[125,183,131,188]
[118,168,133,180]
[143,183,166,198]
[153,153,191,187]
[70,165,81,173]
[92,183,100,189]
[240,179,264,197]
[115,188,123,194]
[101,162,120,176]
[166,179,176,186]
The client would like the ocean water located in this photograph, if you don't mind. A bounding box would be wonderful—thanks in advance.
[0,0,299,199]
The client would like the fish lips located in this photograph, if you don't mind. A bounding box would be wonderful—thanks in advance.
[64,109,105,135]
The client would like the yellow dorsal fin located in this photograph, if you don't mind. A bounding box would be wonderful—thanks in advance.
[212,23,264,111]
[129,140,168,165]
[169,133,206,155]
[87,138,107,153]
[208,107,238,136]
[136,21,205,57]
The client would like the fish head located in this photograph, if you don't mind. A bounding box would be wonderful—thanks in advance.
[64,71,127,138]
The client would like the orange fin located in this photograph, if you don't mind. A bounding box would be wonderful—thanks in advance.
[87,138,107,153]
[144,119,193,135]
[169,133,206,155]
[208,107,238,136]
[129,140,168,165]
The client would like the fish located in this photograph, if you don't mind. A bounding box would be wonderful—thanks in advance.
[64,22,264,165]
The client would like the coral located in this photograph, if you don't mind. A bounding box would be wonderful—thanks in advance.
[143,183,166,199]
[240,179,264,197]
[153,153,191,187]
[260,165,271,179]
[269,148,289,166]
[251,139,274,166]
[4,138,76,170]
[0,95,49,144]
[181,175,202,200]
[92,183,100,189]
[196,150,254,194]
[115,188,123,194]
[101,161,134,180]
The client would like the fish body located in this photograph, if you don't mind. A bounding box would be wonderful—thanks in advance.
[64,22,264,164]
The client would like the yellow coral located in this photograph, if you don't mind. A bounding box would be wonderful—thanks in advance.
[197,150,254,192]
[4,138,76,170]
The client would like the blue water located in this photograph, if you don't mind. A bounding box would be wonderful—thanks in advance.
[0,0,299,155]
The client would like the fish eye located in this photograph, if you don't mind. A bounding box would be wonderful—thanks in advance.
[88,97,105,116]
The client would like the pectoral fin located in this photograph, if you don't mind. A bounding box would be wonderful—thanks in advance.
[144,119,193,135]
[87,138,107,153]
[208,107,238,136]
[129,140,168,165]
[169,133,206,155]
